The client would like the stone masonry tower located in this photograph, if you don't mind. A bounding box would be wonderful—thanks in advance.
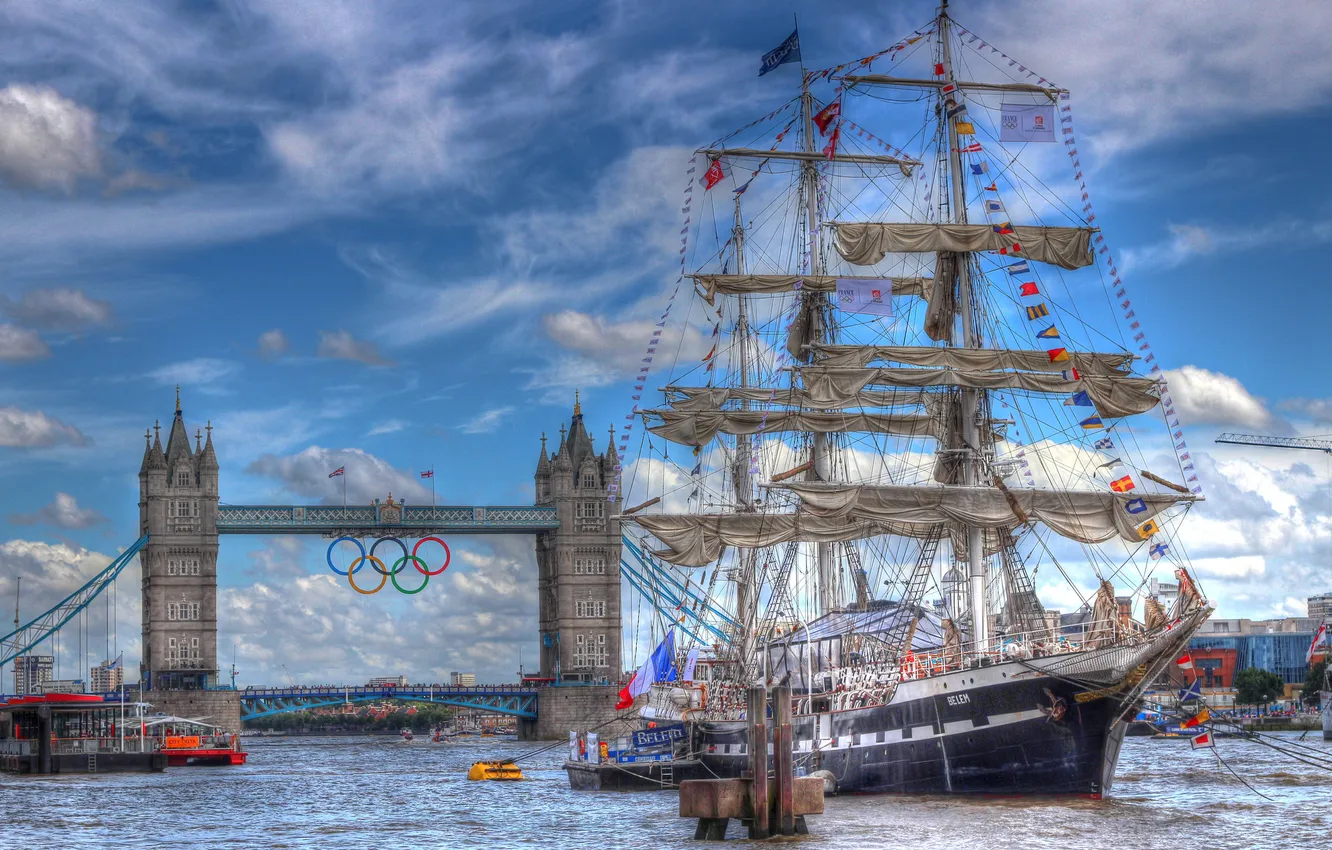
[533,393,623,683]
[138,389,220,691]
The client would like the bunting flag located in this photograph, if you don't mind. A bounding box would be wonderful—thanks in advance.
[1066,390,1093,406]
[959,141,983,153]
[1136,519,1160,539]
[984,182,997,192]
[1094,436,1114,450]
[1026,303,1049,320]
[1178,679,1203,702]
[955,121,976,135]
[993,221,1015,235]
[1307,622,1328,663]
[1176,652,1194,671]
[1124,498,1147,514]
[997,242,1023,255]
[984,199,1005,214]
[970,162,989,175]
[1035,325,1060,339]
[813,100,841,135]
[328,467,345,478]
[1189,731,1214,750]
[822,125,841,160]
[1182,707,1211,729]
[1007,261,1031,274]
[1110,476,1135,493]
[1079,415,1104,430]
[420,470,434,479]
[1019,282,1040,296]
[702,159,725,190]
[1047,348,1070,362]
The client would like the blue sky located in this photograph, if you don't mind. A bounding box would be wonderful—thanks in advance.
[1,0,1331,686]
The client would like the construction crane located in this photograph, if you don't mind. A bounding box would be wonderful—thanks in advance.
[1215,433,1332,454]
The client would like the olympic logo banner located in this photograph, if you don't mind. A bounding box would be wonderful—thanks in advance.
[326,536,451,595]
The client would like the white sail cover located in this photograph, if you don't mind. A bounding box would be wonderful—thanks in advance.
[812,344,1135,375]
[631,484,1194,566]
[647,410,940,447]
[833,223,1095,270]
[691,274,933,305]
[666,386,931,411]
[798,367,1158,418]
[786,482,1193,545]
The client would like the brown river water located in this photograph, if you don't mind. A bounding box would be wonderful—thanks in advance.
[1,734,1327,848]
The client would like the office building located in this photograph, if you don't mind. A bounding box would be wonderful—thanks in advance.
[450,672,477,687]
[13,655,53,696]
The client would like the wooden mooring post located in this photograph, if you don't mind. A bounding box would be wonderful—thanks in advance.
[679,685,822,840]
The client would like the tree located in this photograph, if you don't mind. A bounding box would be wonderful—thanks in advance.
[1302,660,1328,706]
[1234,667,1285,708]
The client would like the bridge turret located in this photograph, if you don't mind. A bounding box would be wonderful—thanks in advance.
[534,394,622,684]
[138,391,220,694]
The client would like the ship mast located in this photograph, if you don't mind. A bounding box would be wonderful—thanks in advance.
[800,68,838,618]
[731,194,759,667]
[939,1,989,650]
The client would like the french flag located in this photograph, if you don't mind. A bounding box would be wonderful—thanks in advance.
[616,631,677,710]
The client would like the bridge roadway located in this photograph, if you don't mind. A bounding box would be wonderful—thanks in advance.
[237,684,541,720]
[216,504,559,536]
[3,684,541,721]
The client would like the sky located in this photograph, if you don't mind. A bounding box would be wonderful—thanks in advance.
[1,0,1331,688]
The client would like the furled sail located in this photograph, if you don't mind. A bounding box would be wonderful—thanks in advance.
[665,385,932,412]
[798,366,1159,418]
[784,482,1194,545]
[633,513,898,567]
[691,274,933,305]
[832,223,1095,270]
[810,344,1135,375]
[646,409,940,447]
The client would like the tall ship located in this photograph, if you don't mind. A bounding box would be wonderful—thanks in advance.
[615,1,1211,798]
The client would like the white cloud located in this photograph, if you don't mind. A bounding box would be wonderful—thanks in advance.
[146,357,241,391]
[316,329,390,366]
[244,445,431,505]
[1190,555,1267,580]
[2,287,113,331]
[0,405,89,447]
[458,406,514,435]
[0,324,51,362]
[367,419,406,436]
[256,328,289,358]
[1162,365,1271,429]
[0,84,100,192]
[8,492,107,528]
[964,1,1332,157]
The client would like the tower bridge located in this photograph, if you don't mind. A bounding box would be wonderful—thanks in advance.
[3,390,629,738]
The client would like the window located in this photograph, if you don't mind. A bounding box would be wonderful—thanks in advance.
[574,556,606,575]
[582,472,597,489]
[175,469,192,487]
[575,501,604,529]
[166,558,201,577]
[575,600,607,618]
[168,500,199,518]
[167,601,200,621]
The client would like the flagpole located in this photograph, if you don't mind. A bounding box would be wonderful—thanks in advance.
[343,470,347,509]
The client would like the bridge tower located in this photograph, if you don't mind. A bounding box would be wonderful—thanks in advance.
[533,393,623,683]
[136,390,236,729]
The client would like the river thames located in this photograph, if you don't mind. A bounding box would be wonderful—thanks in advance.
[1,734,1327,848]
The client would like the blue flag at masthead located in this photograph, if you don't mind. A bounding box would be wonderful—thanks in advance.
[759,29,801,76]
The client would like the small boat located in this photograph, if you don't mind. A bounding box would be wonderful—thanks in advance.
[400,728,414,742]
[467,760,524,781]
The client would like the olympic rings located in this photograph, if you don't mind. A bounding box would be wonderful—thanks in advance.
[391,557,430,594]
[412,537,451,576]
[347,556,388,594]
[327,537,367,575]
[325,536,452,594]
[369,537,409,576]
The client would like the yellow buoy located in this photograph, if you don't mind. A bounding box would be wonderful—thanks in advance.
[467,760,524,781]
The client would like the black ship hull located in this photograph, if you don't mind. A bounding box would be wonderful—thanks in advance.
[693,658,1135,798]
